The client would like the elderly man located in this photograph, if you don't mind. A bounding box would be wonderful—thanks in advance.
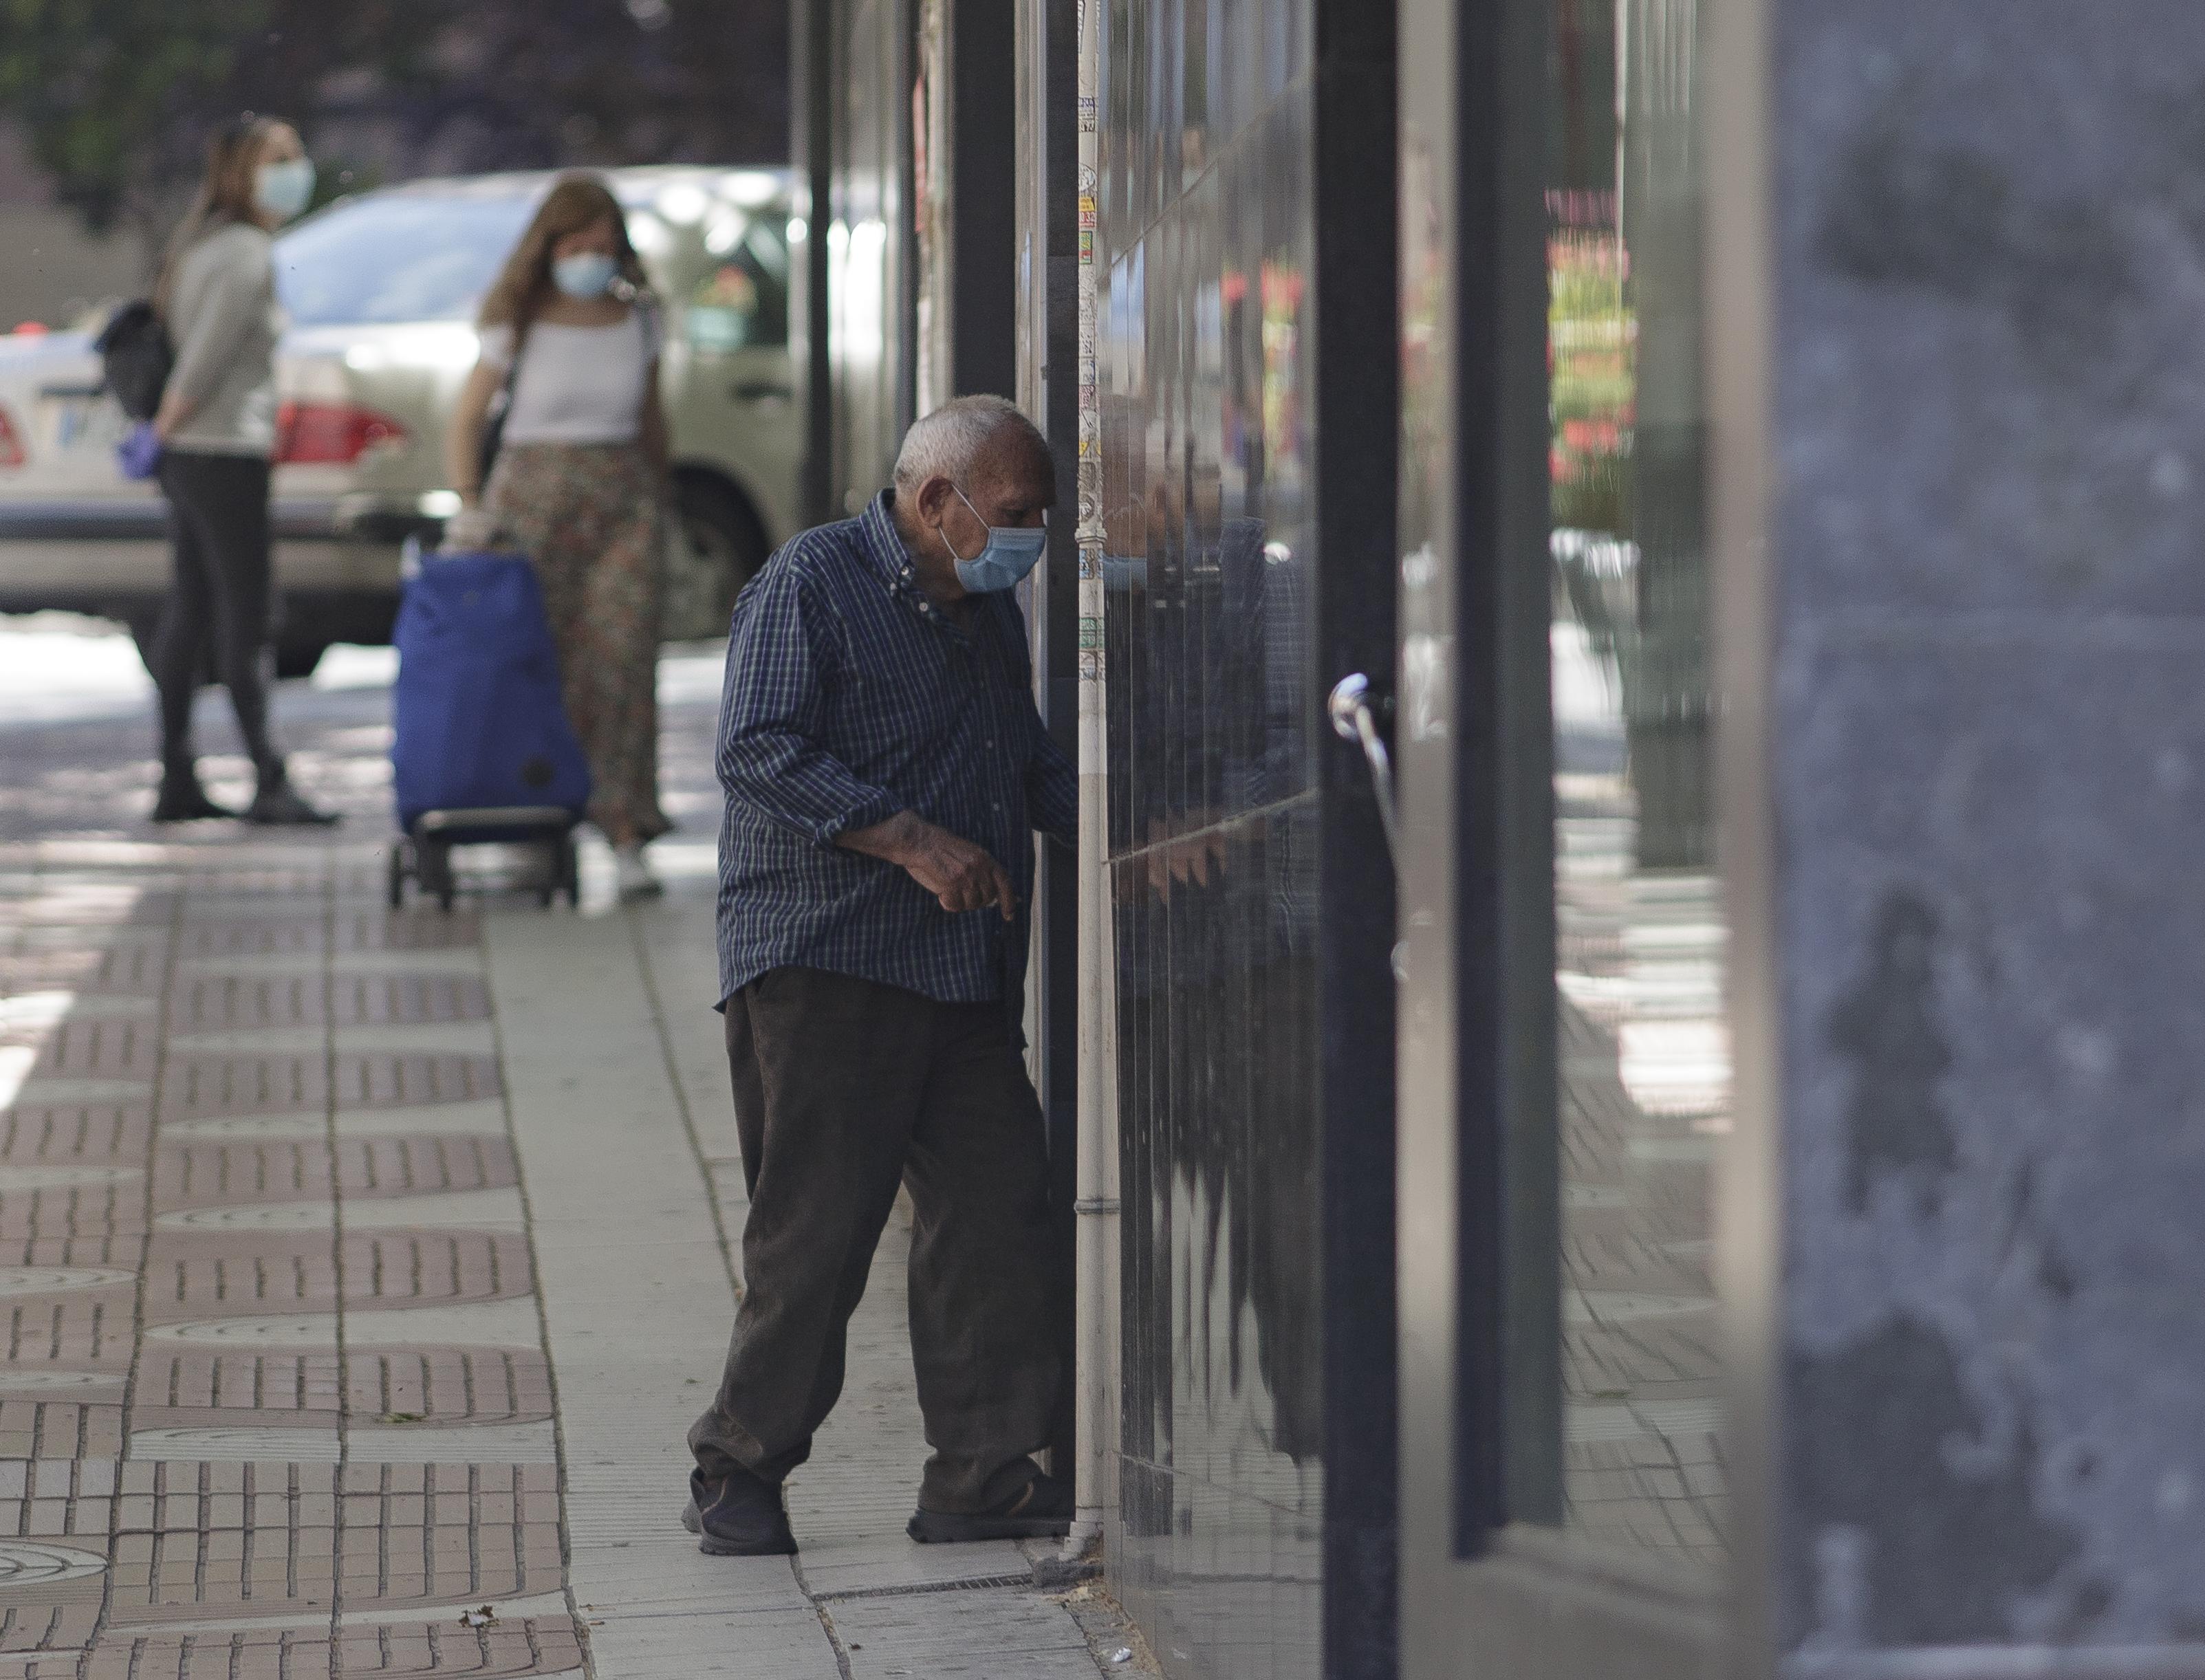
[682,395,1077,1556]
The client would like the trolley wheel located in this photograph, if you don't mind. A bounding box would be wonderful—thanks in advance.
[415,838,455,914]
[386,842,406,910]
[536,835,559,909]
[561,833,581,907]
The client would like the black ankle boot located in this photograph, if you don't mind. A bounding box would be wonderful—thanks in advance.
[151,772,237,824]
[244,765,338,827]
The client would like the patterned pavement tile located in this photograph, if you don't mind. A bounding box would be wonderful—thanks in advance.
[23,1018,159,1082]
[173,921,327,963]
[337,1614,584,1677]
[140,1236,338,1320]
[337,1232,535,1312]
[336,1137,518,1200]
[0,1400,125,1459]
[0,1171,148,1245]
[334,913,485,955]
[80,1627,331,1680]
[331,974,494,1027]
[0,1593,101,1657]
[338,1464,563,1612]
[156,1056,329,1124]
[3,889,173,928]
[0,1457,120,1540]
[100,1462,336,1619]
[347,1349,553,1428]
[135,1350,345,1421]
[60,1617,585,1679]
[0,1105,153,1166]
[0,1285,138,1373]
[0,945,166,995]
[169,972,327,1033]
[330,1056,503,1112]
[152,1142,334,1212]
[12,927,168,956]
[138,1230,534,1321]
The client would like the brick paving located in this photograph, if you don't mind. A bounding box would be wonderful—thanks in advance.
[0,639,1121,1677]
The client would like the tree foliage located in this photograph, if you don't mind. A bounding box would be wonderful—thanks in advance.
[0,0,789,239]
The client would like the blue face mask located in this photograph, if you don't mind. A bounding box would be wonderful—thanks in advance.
[943,487,1046,592]
[552,252,620,299]
[253,157,316,223]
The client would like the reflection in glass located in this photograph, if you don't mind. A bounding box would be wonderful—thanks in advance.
[1548,0,1728,1569]
[1098,12,1325,1661]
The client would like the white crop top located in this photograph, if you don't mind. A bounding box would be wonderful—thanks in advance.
[476,308,662,446]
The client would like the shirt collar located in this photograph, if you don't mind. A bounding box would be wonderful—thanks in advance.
[866,488,994,640]
[861,490,916,586]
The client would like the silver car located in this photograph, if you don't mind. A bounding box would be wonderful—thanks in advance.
[0,165,798,672]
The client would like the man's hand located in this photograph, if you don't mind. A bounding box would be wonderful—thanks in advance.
[841,810,1017,920]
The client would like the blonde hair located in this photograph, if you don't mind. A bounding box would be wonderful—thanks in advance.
[156,113,289,313]
[477,173,649,345]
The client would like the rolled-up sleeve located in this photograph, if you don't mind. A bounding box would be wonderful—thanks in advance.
[717,569,904,846]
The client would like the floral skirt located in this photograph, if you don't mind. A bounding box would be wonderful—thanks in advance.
[486,441,671,847]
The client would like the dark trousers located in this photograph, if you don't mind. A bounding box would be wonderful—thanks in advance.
[687,966,1063,1514]
[154,450,278,779]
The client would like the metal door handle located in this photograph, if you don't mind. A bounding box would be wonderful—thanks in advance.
[1329,673,1402,869]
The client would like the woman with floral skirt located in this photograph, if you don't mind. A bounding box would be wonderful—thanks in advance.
[447,172,671,900]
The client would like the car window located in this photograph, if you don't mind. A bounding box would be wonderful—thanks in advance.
[684,217,789,353]
[275,193,538,327]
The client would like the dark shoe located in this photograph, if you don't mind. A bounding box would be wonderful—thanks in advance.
[244,782,338,827]
[908,1470,1074,1544]
[684,1465,797,1556]
[151,781,237,823]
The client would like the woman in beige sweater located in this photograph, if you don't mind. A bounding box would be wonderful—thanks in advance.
[147,114,334,825]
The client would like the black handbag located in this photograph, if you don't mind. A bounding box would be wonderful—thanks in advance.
[94,301,174,422]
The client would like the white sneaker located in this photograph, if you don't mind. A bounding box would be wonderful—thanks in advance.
[614,844,663,902]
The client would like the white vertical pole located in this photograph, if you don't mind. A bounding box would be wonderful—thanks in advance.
[1069,0,1117,1550]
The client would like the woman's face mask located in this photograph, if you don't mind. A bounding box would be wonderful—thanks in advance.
[552,252,620,299]
[254,157,316,223]
[940,486,1046,593]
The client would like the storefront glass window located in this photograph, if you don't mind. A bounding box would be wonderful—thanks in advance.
[1547,0,1728,1572]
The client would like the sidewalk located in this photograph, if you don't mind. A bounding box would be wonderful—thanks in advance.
[0,638,1133,1678]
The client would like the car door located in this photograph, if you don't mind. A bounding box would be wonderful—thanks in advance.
[0,330,168,609]
[659,203,803,548]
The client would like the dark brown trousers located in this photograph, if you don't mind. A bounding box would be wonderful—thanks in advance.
[686,966,1062,1514]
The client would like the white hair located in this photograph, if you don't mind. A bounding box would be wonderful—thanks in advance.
[892,395,1048,494]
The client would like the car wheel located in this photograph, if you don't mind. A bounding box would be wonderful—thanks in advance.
[664,477,768,642]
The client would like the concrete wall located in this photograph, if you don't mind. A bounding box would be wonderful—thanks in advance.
[1758,3,2205,1670]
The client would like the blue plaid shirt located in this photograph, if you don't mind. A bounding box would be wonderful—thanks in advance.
[713,492,1078,1007]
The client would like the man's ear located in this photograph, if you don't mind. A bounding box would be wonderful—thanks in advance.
[914,474,956,527]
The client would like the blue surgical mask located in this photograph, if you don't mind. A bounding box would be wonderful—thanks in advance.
[944,487,1047,592]
[552,252,620,299]
[253,157,316,223]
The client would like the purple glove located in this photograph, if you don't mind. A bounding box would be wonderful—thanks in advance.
[116,422,162,481]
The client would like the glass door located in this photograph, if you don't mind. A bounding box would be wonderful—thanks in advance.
[1396,0,1735,1669]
